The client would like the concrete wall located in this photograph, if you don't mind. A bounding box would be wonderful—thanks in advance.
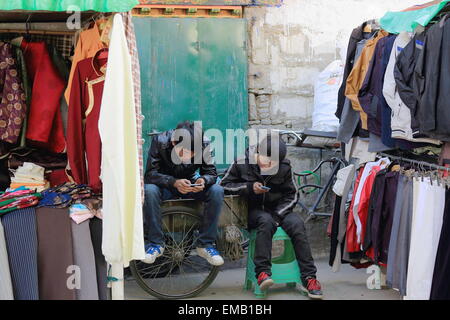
[246,0,422,130]
[245,0,423,258]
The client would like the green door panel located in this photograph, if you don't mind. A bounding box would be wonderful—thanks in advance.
[197,19,248,164]
[133,17,248,168]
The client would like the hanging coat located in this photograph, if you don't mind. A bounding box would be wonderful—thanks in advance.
[98,14,145,266]
[67,50,107,193]
[21,40,66,153]
[0,42,27,144]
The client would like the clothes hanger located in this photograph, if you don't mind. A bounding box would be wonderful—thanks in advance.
[24,14,32,42]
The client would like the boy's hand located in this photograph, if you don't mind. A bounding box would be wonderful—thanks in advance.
[253,182,269,195]
[191,178,205,193]
[174,179,193,194]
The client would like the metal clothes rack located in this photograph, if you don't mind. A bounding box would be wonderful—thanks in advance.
[0,29,75,35]
[379,152,450,172]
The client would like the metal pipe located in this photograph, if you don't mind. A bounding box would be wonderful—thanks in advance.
[379,152,450,172]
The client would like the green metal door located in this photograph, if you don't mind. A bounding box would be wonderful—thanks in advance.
[133,17,248,167]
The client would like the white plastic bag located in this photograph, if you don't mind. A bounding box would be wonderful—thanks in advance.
[311,60,343,132]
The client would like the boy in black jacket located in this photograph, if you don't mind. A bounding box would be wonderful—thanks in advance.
[143,121,224,266]
[220,135,323,299]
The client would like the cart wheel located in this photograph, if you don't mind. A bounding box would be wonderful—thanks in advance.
[130,207,220,300]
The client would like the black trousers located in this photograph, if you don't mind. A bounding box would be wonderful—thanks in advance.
[430,189,450,300]
[248,209,317,282]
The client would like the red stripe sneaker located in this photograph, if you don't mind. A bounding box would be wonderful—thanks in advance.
[300,277,323,300]
[257,272,275,291]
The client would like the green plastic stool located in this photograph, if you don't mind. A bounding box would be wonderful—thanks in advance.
[244,227,302,298]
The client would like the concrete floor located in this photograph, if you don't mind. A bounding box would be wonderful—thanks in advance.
[125,259,401,300]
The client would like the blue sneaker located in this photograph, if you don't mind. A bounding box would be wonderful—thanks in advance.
[142,244,165,264]
[196,247,224,266]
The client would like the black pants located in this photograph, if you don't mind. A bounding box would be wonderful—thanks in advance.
[248,209,317,282]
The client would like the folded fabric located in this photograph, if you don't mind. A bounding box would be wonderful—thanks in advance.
[0,188,36,200]
[8,148,67,170]
[69,203,94,224]
[81,198,103,220]
[37,183,93,208]
[38,191,72,208]
[10,183,48,193]
[0,193,41,216]
[12,162,45,182]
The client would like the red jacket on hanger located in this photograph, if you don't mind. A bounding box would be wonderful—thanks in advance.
[21,40,66,153]
[67,49,108,193]
[346,168,364,253]
[356,165,381,251]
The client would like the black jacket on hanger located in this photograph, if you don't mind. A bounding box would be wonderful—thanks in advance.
[394,31,427,137]
[336,20,378,120]
[417,16,450,141]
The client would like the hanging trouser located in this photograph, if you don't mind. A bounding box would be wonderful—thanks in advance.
[71,220,99,300]
[430,189,450,300]
[386,174,414,296]
[1,208,39,300]
[89,217,108,300]
[0,219,14,300]
[36,207,76,300]
[405,178,445,300]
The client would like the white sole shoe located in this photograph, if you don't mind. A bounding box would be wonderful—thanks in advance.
[196,248,224,266]
[259,278,275,291]
[141,247,164,264]
[299,285,324,300]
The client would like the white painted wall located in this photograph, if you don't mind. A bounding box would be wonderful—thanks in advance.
[246,0,426,129]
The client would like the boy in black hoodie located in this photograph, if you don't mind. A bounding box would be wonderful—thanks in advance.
[220,135,322,299]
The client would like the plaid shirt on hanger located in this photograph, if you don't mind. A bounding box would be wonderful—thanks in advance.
[120,11,145,202]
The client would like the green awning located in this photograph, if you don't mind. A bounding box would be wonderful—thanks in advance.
[0,0,139,12]
[380,0,449,34]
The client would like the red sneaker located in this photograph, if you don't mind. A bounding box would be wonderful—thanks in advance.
[301,277,323,299]
[257,272,274,291]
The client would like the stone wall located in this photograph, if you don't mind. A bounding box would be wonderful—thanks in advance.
[245,0,422,130]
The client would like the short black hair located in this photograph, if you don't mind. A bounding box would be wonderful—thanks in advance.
[257,134,287,162]
[172,120,204,152]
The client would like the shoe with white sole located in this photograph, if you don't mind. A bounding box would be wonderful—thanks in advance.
[196,247,224,266]
[142,244,164,264]
[257,272,275,291]
[300,277,323,300]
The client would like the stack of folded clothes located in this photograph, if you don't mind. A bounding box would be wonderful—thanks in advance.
[0,187,42,216]
[9,162,49,192]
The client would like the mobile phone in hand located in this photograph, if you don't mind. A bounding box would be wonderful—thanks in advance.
[190,183,203,187]
[260,186,271,191]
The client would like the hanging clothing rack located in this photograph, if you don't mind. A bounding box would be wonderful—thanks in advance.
[0,29,75,35]
[378,152,450,172]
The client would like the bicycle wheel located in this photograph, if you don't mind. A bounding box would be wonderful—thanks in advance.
[130,207,220,300]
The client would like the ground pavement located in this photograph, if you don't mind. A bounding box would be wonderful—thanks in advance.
[124,258,401,300]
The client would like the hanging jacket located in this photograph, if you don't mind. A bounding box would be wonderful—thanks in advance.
[416,15,450,141]
[345,30,389,131]
[336,20,378,120]
[20,40,66,153]
[359,35,395,137]
[360,34,423,150]
[346,167,364,254]
[0,42,27,145]
[144,130,218,189]
[67,49,107,193]
[337,36,374,143]
[383,32,440,145]
[393,31,426,138]
[220,148,298,220]
[65,21,109,104]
